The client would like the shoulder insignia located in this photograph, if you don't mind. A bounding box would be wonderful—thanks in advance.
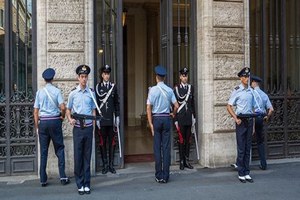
[71,87,77,91]
[90,88,94,92]
[234,86,240,90]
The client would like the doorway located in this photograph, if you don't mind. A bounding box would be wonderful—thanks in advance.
[123,1,160,163]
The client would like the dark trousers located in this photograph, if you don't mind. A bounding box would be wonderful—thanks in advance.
[73,126,93,189]
[255,117,267,168]
[178,124,192,145]
[38,119,66,183]
[236,119,253,176]
[99,126,115,162]
[153,116,171,181]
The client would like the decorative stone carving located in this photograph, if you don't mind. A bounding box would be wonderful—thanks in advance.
[214,28,244,53]
[48,23,85,51]
[214,54,244,79]
[48,0,84,22]
[48,53,85,79]
[213,1,243,27]
[214,80,240,105]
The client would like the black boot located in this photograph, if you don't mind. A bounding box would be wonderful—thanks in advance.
[179,143,184,170]
[100,146,108,174]
[109,145,116,174]
[184,144,193,169]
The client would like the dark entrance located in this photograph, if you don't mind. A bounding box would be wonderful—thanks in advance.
[0,0,37,176]
[250,0,300,159]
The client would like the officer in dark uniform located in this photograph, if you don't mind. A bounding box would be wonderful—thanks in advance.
[95,64,120,174]
[251,75,274,170]
[34,68,70,187]
[174,67,196,170]
[66,65,96,195]
[227,67,255,183]
[147,65,179,183]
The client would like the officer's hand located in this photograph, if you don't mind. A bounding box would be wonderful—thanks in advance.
[263,116,268,123]
[174,121,179,127]
[235,118,242,125]
[149,124,154,136]
[96,121,101,129]
[69,118,76,126]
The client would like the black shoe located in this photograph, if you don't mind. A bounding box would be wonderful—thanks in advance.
[259,165,267,170]
[184,162,193,169]
[245,175,254,183]
[109,166,116,174]
[84,187,91,194]
[179,161,184,170]
[155,177,162,183]
[238,176,246,183]
[102,166,108,174]
[60,178,70,185]
[78,187,84,195]
[41,182,48,187]
[161,179,168,184]
[231,163,238,170]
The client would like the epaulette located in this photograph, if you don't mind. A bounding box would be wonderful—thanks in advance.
[234,86,240,90]
[90,88,94,92]
[71,87,77,91]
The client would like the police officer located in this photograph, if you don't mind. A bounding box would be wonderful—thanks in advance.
[251,75,274,170]
[66,65,96,195]
[174,67,196,170]
[34,68,70,187]
[147,65,179,183]
[95,64,120,174]
[227,67,255,183]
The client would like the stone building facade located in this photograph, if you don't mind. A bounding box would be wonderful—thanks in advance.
[35,0,250,176]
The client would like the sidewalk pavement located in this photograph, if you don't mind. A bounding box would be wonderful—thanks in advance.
[0,159,299,200]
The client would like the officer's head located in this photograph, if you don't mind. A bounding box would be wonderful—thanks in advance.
[101,65,111,82]
[42,68,55,82]
[250,75,262,88]
[76,65,90,86]
[237,67,250,78]
[179,67,189,83]
[237,67,250,86]
[76,64,91,76]
[154,65,167,82]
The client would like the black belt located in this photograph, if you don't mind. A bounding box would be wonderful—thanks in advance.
[237,113,266,119]
[72,113,102,129]
[40,115,61,120]
[152,113,170,117]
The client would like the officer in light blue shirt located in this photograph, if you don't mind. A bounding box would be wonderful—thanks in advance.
[33,68,70,187]
[66,65,96,195]
[147,65,179,184]
[251,75,274,170]
[227,67,255,183]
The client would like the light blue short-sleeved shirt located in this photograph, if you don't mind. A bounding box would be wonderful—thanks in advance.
[34,83,64,117]
[253,87,273,114]
[146,82,177,114]
[67,85,96,124]
[228,84,255,115]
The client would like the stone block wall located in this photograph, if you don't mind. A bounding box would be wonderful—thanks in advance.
[197,0,249,167]
[36,0,94,177]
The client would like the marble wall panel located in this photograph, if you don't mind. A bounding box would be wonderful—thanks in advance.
[48,24,85,51]
[214,28,244,53]
[213,1,243,27]
[214,54,244,79]
[48,0,84,22]
[214,105,235,131]
[48,53,85,79]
